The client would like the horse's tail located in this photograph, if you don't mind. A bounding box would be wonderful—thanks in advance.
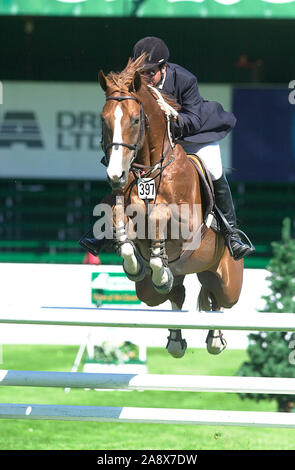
[197,286,218,311]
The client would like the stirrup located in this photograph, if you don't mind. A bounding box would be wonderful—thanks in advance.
[214,205,255,260]
[227,228,255,261]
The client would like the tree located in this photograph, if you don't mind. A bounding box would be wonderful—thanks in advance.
[237,218,295,412]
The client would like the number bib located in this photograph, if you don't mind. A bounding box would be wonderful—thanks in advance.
[137,178,156,200]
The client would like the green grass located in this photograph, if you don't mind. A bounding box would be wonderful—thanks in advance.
[0,345,294,450]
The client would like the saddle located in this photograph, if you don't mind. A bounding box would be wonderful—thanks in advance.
[187,154,255,261]
[186,154,220,235]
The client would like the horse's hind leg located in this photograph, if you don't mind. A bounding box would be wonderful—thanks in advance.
[136,274,187,359]
[197,248,243,354]
[197,283,226,354]
[166,277,187,359]
[204,293,227,355]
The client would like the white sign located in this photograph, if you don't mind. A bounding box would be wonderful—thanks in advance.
[0,263,269,348]
[0,81,233,180]
[0,81,107,180]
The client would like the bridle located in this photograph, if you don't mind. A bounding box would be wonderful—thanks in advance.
[101,95,147,167]
[100,92,175,189]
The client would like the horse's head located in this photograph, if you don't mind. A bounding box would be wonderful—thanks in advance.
[98,67,145,190]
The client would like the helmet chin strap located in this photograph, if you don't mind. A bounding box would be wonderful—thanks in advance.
[158,63,167,87]
[144,63,166,87]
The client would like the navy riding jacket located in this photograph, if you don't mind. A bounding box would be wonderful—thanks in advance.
[161,63,236,144]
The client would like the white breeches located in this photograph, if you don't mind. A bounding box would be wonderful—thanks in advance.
[180,141,223,181]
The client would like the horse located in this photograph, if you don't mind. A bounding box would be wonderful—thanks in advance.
[97,55,243,358]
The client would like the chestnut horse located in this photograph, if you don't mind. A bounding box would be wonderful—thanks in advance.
[98,56,243,357]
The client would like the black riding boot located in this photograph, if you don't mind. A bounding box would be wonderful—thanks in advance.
[78,230,108,257]
[213,173,255,260]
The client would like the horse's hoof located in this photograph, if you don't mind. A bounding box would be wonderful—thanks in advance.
[153,267,174,294]
[123,254,146,282]
[206,330,227,355]
[166,329,187,358]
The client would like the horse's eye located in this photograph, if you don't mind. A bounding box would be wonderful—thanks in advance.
[132,116,140,126]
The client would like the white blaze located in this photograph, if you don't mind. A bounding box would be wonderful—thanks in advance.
[107,105,124,181]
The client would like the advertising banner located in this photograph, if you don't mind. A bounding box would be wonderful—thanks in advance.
[0,81,107,180]
[136,0,295,18]
[232,86,295,182]
[91,272,141,305]
[0,0,294,18]
[0,0,132,17]
[0,81,232,180]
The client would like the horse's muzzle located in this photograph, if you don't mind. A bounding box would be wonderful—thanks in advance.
[108,171,126,190]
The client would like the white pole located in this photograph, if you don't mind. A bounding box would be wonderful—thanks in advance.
[1,307,295,332]
[1,370,295,394]
[0,403,295,428]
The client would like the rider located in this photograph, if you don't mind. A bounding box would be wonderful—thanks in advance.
[132,36,254,261]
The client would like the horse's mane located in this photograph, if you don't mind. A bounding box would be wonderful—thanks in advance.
[107,54,181,113]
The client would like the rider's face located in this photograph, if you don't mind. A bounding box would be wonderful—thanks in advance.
[142,65,166,87]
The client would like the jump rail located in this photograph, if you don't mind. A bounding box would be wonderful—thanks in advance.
[1,370,295,395]
[1,306,295,332]
[2,306,295,428]
[1,404,295,428]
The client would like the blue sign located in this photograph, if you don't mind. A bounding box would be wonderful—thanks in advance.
[232,88,295,182]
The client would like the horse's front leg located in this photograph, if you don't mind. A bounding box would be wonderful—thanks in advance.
[149,204,174,294]
[114,200,146,282]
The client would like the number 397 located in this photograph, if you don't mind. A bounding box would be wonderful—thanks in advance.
[138,180,155,199]
[139,183,154,195]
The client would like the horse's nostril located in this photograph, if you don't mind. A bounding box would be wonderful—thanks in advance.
[112,172,125,182]
[109,170,126,189]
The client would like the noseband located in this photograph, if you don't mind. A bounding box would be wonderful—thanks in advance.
[101,95,147,166]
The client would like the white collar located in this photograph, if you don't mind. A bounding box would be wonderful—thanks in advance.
[158,70,167,90]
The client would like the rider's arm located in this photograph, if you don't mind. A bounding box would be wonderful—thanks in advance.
[173,75,202,139]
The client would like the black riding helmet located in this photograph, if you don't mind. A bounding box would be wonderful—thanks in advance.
[133,36,169,70]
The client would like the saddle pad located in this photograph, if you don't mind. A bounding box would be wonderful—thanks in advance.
[187,154,214,219]
[186,154,220,233]
[187,154,205,177]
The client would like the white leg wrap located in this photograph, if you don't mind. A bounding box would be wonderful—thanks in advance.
[206,329,227,355]
[121,242,140,275]
[150,254,169,286]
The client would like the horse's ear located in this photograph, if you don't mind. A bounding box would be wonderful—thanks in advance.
[98,70,108,92]
[129,71,142,93]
